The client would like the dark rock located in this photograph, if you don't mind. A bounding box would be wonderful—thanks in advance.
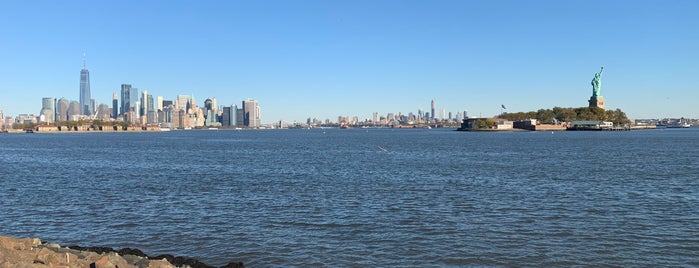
[65,243,245,268]
[152,254,215,268]
[220,261,245,268]
[134,257,151,268]
[118,247,148,258]
[67,245,115,254]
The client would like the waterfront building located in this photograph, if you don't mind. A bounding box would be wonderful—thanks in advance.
[157,96,163,111]
[79,57,92,115]
[120,84,132,116]
[41,97,55,124]
[16,114,38,125]
[431,99,435,122]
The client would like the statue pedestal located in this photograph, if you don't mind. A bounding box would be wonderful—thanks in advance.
[589,96,605,109]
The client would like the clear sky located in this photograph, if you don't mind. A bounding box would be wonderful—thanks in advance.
[1,0,697,123]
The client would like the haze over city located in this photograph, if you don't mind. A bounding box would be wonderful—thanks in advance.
[1,0,697,123]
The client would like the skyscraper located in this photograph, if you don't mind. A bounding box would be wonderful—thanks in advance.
[56,98,69,121]
[176,95,190,111]
[431,99,435,122]
[67,101,81,121]
[112,92,118,119]
[141,90,148,116]
[79,55,92,115]
[131,88,140,117]
[41,97,55,124]
[120,84,132,116]
[243,99,260,127]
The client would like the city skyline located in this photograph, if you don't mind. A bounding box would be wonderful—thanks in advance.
[1,1,697,122]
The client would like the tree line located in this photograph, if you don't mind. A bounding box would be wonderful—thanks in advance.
[497,107,631,125]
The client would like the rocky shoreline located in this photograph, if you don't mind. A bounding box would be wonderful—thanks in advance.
[0,236,244,268]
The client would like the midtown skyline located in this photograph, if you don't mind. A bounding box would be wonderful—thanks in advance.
[1,1,697,123]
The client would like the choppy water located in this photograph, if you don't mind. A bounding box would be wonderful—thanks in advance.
[2,128,699,266]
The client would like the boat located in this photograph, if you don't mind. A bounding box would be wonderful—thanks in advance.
[667,122,691,128]
[160,128,171,132]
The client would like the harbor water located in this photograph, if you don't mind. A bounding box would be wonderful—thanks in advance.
[1,128,698,266]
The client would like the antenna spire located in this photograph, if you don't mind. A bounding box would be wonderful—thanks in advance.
[82,52,86,69]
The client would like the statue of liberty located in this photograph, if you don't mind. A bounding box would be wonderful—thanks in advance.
[591,66,603,97]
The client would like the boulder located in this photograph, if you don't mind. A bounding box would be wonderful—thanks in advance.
[0,236,34,250]
[92,253,137,268]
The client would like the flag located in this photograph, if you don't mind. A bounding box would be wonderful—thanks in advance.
[501,104,506,109]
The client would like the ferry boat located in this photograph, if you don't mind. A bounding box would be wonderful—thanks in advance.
[667,122,691,128]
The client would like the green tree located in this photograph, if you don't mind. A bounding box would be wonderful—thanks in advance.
[476,119,495,129]
[535,109,555,123]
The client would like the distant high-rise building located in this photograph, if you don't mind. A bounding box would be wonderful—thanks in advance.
[235,105,244,127]
[431,99,435,121]
[176,95,190,111]
[147,94,154,113]
[242,99,260,127]
[112,92,118,119]
[131,88,139,117]
[141,90,148,116]
[157,96,163,111]
[120,84,132,116]
[97,104,111,120]
[204,98,213,111]
[41,97,55,124]
[79,55,92,115]
[146,94,156,124]
[221,106,231,126]
[67,101,81,121]
[56,98,69,121]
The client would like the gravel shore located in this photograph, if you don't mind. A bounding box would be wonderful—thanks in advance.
[0,236,244,268]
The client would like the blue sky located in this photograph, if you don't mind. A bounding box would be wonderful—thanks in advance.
[1,0,697,123]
